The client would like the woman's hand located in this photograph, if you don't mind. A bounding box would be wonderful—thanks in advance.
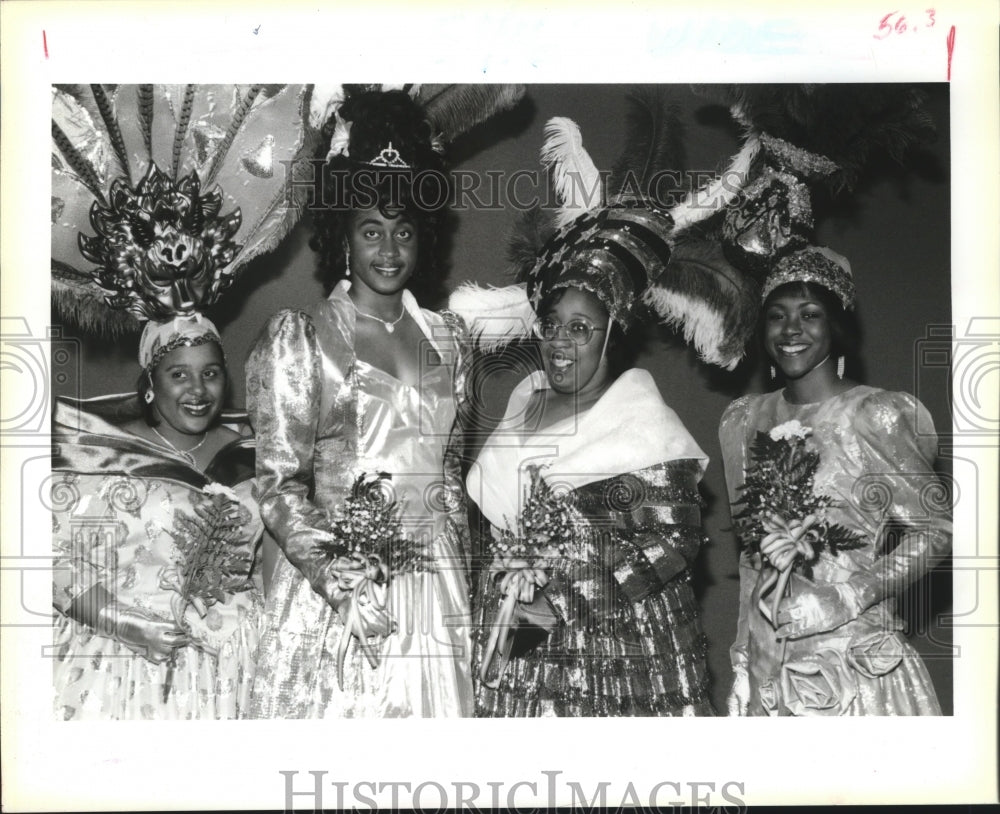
[727,666,750,716]
[775,581,864,639]
[98,603,191,663]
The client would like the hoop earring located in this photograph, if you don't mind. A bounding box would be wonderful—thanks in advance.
[837,356,845,379]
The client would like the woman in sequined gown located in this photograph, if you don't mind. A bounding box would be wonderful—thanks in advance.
[720,252,950,716]
[51,324,264,720]
[469,286,715,716]
[246,90,473,718]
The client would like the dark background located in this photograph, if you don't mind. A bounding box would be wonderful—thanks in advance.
[54,84,953,714]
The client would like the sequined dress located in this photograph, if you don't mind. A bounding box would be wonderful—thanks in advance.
[469,369,714,716]
[51,398,265,720]
[719,386,950,716]
[246,281,473,718]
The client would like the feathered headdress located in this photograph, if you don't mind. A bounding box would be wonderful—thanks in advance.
[52,84,320,336]
[452,88,759,370]
[318,83,526,166]
[668,84,935,278]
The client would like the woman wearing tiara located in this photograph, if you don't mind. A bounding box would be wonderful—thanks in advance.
[246,88,477,718]
[719,246,951,716]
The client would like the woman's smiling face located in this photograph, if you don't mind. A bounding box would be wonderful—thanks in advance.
[764,292,834,381]
[345,207,418,299]
[150,342,226,435]
[538,286,612,397]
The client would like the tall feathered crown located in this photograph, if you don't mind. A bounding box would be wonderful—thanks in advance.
[452,88,759,370]
[52,84,321,335]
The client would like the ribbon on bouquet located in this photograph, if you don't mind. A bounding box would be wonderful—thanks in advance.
[757,512,822,628]
[333,553,394,691]
[479,558,551,690]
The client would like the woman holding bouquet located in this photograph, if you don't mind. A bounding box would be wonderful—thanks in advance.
[450,113,759,716]
[719,246,950,716]
[246,88,477,718]
[52,315,265,720]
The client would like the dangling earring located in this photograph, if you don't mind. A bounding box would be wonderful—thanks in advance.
[836,356,845,379]
[769,365,777,380]
[144,389,154,404]
[343,241,351,275]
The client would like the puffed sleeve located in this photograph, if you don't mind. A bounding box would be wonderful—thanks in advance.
[245,310,342,607]
[845,391,952,610]
[608,459,708,603]
[718,395,757,672]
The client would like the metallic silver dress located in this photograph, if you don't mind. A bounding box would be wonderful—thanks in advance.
[246,281,473,718]
[720,386,950,715]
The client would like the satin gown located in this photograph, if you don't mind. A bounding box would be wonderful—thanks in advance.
[719,385,950,715]
[246,281,473,718]
[51,398,264,720]
[469,369,715,716]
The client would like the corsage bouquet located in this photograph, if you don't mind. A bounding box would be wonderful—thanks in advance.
[733,420,863,626]
[319,472,434,689]
[161,482,256,699]
[480,466,590,689]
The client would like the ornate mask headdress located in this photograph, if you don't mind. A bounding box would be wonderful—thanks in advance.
[52,84,321,350]
[663,84,932,342]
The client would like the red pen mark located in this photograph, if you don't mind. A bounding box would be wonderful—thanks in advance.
[946,25,956,80]
[43,29,49,59]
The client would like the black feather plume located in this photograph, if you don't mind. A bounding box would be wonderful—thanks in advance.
[609,87,687,203]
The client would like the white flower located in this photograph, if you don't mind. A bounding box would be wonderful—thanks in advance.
[202,483,239,501]
[769,420,812,442]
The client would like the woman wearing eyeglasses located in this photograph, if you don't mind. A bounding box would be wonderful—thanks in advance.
[464,273,715,716]
[455,118,730,716]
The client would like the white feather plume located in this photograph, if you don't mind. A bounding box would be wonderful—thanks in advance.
[448,283,535,353]
[309,84,345,129]
[669,130,760,233]
[642,287,740,371]
[540,117,604,228]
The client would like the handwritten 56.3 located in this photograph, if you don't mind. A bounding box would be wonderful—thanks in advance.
[874,8,937,38]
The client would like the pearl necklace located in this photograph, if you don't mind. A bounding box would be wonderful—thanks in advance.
[152,426,208,465]
[349,297,405,334]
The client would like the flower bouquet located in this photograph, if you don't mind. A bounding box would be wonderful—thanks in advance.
[319,472,434,690]
[733,420,863,630]
[479,466,589,689]
[161,482,256,699]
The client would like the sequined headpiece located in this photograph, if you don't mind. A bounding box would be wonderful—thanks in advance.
[762,245,855,310]
[138,313,223,372]
[451,108,759,370]
[526,199,675,327]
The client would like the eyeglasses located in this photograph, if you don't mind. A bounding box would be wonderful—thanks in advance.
[532,318,606,346]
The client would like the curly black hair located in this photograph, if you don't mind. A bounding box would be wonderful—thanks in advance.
[309,89,451,296]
